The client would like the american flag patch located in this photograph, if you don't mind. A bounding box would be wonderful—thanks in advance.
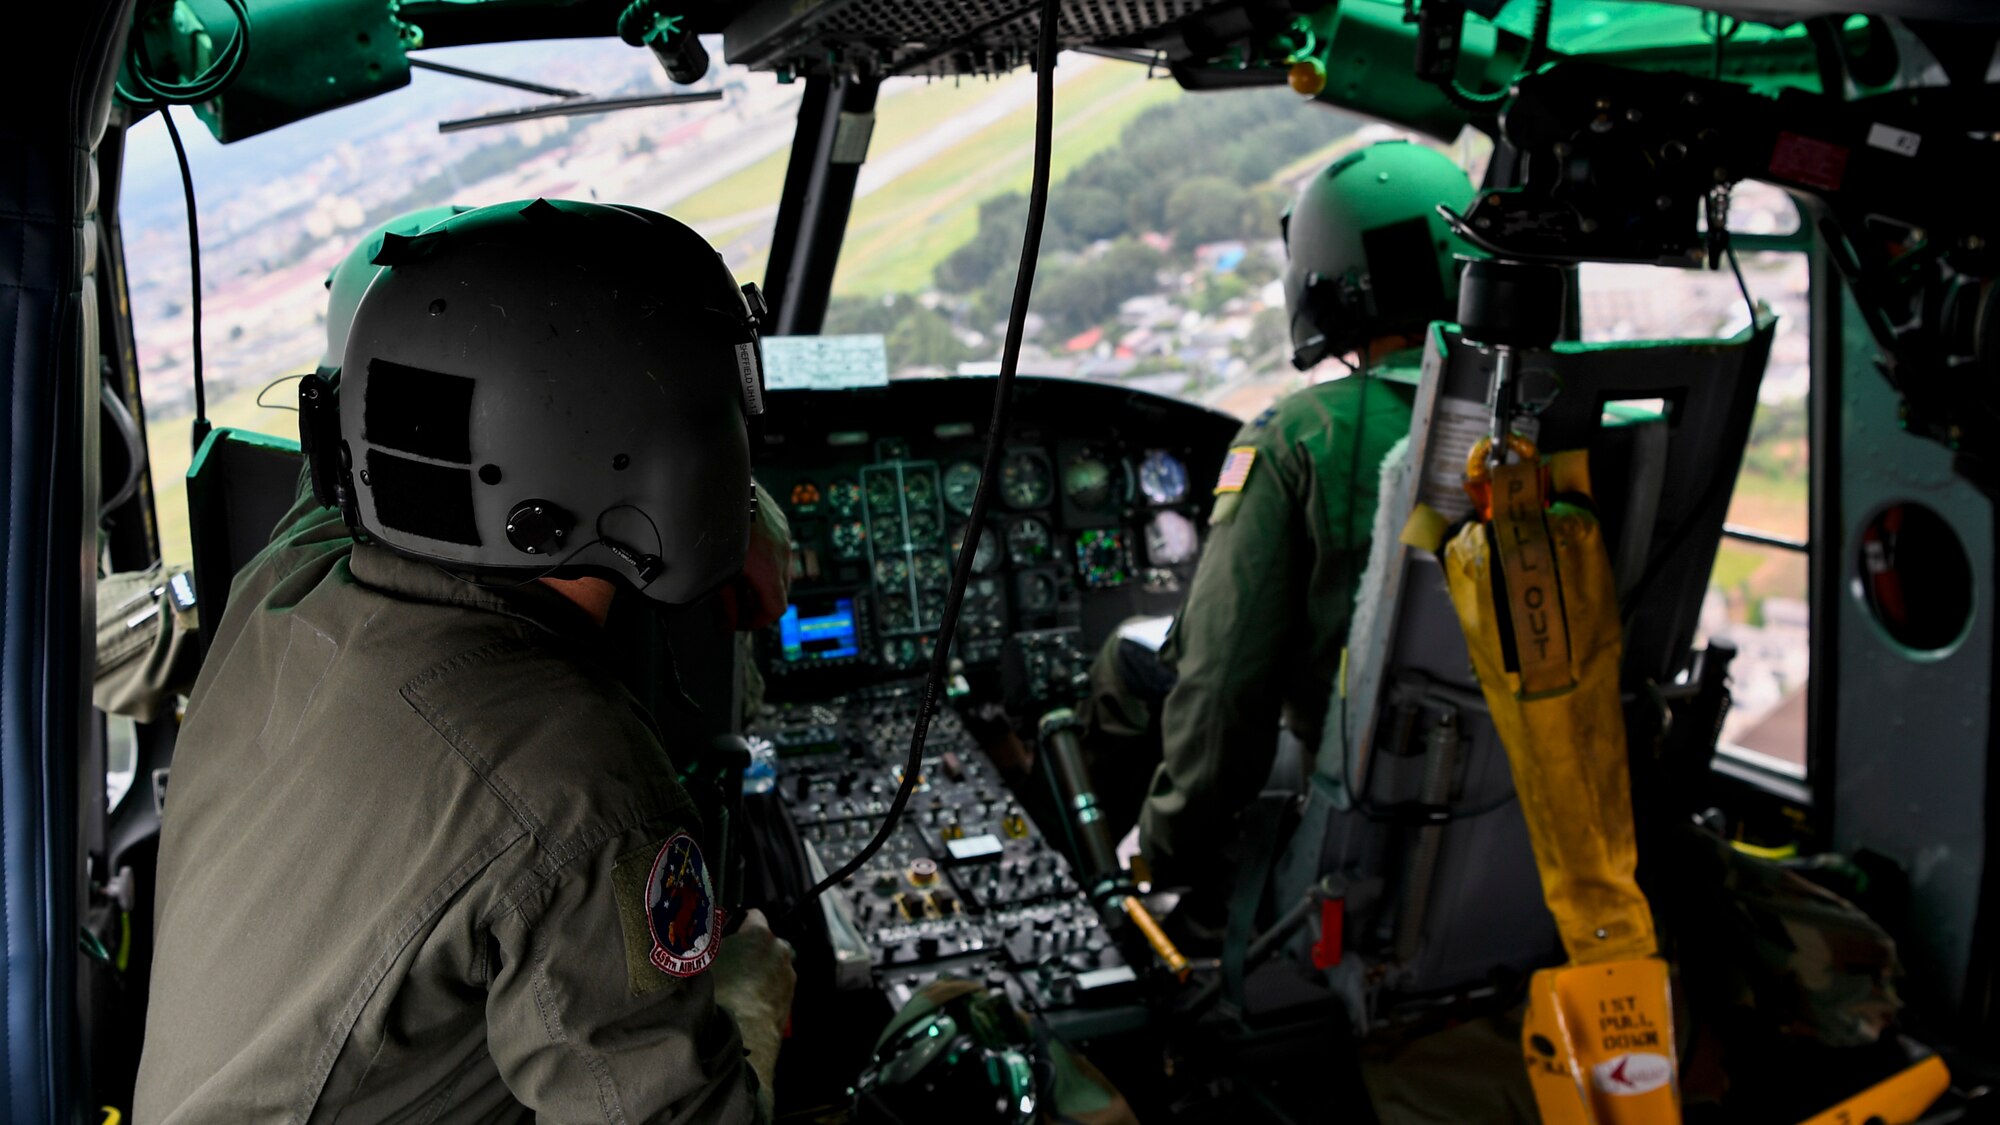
[1213,446,1258,494]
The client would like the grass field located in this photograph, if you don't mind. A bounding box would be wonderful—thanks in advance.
[673,73,1042,226]
[666,60,1185,298]
[833,63,1182,296]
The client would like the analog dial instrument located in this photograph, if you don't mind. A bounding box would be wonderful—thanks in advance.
[942,462,982,515]
[1138,450,1189,506]
[874,555,910,587]
[1074,530,1133,588]
[830,520,867,558]
[1000,451,1053,510]
[877,594,913,630]
[1145,510,1200,566]
[954,525,1001,575]
[827,479,862,516]
[1017,572,1058,613]
[913,551,950,590]
[865,474,898,512]
[1062,452,1117,511]
[1006,517,1052,568]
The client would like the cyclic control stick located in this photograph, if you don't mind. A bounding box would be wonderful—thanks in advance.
[1038,709,1190,981]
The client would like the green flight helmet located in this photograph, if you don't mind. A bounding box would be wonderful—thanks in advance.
[319,204,472,373]
[303,198,768,606]
[1280,139,1478,369]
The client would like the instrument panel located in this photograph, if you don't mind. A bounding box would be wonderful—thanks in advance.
[752,377,1238,692]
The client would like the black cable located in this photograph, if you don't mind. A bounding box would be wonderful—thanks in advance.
[1726,243,1758,331]
[786,0,1063,919]
[158,106,211,453]
[1704,10,1742,82]
[1619,252,1760,623]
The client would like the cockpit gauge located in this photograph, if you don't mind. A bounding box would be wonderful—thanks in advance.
[788,481,823,514]
[827,479,862,516]
[830,520,867,559]
[1062,451,1118,512]
[878,594,914,631]
[1006,516,1053,568]
[1145,510,1200,566]
[999,450,1054,510]
[874,555,910,588]
[942,462,982,515]
[1016,571,1059,614]
[1138,450,1189,506]
[906,508,941,545]
[903,472,936,507]
[871,516,905,549]
[1074,530,1133,589]
[913,551,950,590]
[953,525,1000,575]
[865,474,898,512]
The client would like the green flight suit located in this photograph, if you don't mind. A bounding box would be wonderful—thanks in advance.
[1139,370,1415,890]
[133,476,762,1124]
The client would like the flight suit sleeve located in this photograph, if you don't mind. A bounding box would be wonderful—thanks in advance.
[1140,427,1305,890]
[486,825,763,1125]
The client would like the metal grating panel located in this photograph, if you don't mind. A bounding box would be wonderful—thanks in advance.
[724,0,1263,77]
[812,0,1218,41]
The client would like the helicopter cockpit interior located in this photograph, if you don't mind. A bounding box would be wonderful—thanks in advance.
[16,0,2000,1121]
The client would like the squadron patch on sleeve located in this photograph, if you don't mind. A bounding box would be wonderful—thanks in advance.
[644,832,722,978]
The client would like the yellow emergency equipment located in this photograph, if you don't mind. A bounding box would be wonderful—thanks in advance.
[1443,437,1677,1125]
[1794,1055,1950,1125]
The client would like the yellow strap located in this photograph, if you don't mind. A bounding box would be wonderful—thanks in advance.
[1794,1056,1949,1125]
[1727,839,1800,861]
[1399,502,1448,553]
[1549,448,1594,498]
[1443,451,1657,965]
[1491,460,1575,698]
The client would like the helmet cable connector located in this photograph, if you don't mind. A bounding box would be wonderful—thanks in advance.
[601,535,666,586]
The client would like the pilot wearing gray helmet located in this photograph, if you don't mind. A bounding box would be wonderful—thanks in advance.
[134,199,794,1123]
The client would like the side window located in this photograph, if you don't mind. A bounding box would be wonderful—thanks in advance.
[118,42,789,568]
[1580,183,1811,778]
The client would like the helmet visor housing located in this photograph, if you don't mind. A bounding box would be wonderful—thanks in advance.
[1281,140,1478,369]
[335,199,760,605]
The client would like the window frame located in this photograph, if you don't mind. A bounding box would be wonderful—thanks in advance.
[1701,219,1820,794]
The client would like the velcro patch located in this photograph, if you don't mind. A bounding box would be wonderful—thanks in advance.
[1213,446,1258,494]
[645,833,722,978]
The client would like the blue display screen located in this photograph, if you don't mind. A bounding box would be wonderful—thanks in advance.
[778,598,860,663]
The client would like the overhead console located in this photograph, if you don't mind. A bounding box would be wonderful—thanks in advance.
[752,375,1238,703]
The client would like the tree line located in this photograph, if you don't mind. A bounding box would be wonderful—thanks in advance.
[830,86,1358,367]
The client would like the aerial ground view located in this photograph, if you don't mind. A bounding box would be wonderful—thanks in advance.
[119,36,1809,765]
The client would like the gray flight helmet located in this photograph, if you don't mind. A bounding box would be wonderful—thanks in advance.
[320,204,472,373]
[323,198,767,606]
[1280,139,1478,369]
